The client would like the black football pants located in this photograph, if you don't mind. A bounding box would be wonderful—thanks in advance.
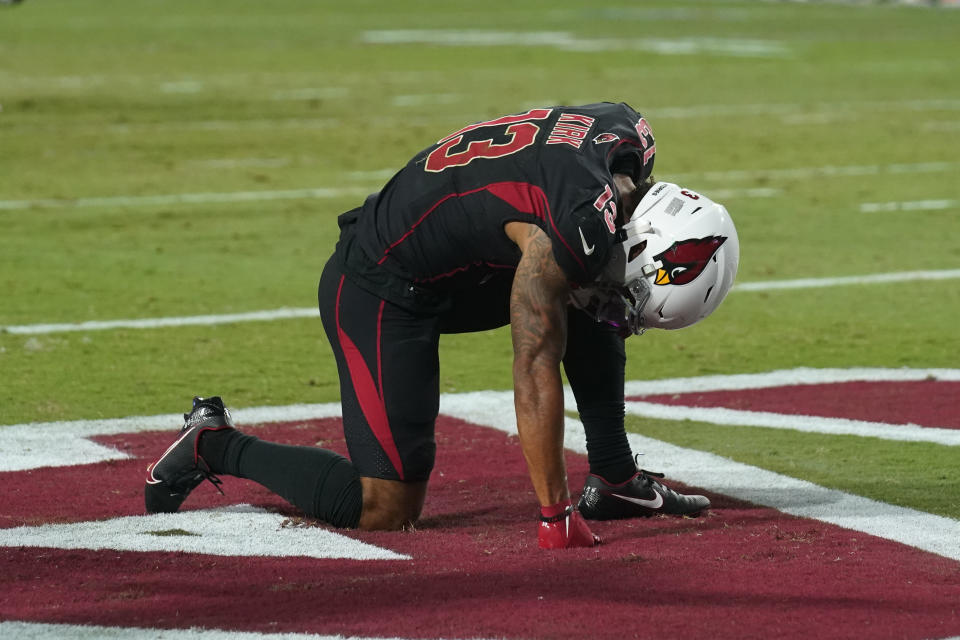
[318,256,634,484]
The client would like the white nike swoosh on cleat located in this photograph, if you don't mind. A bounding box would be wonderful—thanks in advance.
[608,491,664,509]
[578,227,595,255]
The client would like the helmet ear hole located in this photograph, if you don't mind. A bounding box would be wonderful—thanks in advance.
[627,240,647,262]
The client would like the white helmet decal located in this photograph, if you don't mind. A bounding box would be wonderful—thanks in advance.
[570,182,740,335]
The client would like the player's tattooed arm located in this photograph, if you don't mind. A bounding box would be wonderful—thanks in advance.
[505,222,571,508]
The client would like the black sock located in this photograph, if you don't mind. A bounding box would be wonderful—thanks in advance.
[563,309,635,485]
[199,430,362,528]
[580,402,637,484]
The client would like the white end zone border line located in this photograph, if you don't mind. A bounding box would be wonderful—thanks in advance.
[1,368,958,562]
[0,621,488,640]
[439,377,960,563]
[622,366,960,447]
[0,505,409,561]
[5,268,960,335]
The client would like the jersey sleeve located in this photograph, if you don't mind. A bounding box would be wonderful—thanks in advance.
[604,102,656,186]
[539,102,653,285]
[546,182,619,285]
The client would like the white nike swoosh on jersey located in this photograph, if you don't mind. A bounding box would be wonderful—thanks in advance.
[578,227,595,255]
[608,491,664,509]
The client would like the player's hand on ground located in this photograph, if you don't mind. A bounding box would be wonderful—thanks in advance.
[538,499,601,549]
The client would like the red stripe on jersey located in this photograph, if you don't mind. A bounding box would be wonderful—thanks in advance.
[484,181,548,218]
[377,181,585,277]
[415,261,516,284]
[486,181,587,273]
[377,182,545,266]
[335,276,405,480]
[605,137,643,160]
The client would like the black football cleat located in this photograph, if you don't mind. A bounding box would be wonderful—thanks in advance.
[578,466,710,520]
[144,396,235,514]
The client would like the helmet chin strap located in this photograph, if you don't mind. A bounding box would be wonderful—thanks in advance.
[622,277,653,336]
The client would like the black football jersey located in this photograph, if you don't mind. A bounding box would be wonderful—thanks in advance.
[335,102,656,313]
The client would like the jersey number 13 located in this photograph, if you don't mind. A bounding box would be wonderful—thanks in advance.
[424,108,554,173]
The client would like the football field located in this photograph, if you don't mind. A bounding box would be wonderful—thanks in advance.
[1,1,959,638]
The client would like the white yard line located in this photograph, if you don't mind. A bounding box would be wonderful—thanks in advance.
[270,87,350,101]
[671,160,960,183]
[7,100,960,139]
[4,307,320,335]
[390,93,462,107]
[732,268,960,291]
[2,117,345,137]
[648,98,960,119]
[0,186,373,211]
[0,185,773,212]
[1,161,952,212]
[361,30,788,57]
[861,199,958,213]
[923,121,960,132]
[4,269,959,335]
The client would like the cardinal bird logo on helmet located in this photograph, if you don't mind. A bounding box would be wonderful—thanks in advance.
[653,236,727,286]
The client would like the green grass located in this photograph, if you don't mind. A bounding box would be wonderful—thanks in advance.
[1,0,958,522]
[2,278,955,424]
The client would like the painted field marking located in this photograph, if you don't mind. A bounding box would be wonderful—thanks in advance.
[5,269,959,336]
[2,369,958,562]
[0,622,475,640]
[620,367,960,394]
[0,402,344,472]
[924,120,960,132]
[0,185,772,212]
[861,199,957,213]
[7,99,960,139]
[671,160,960,183]
[647,98,960,119]
[0,504,409,560]
[2,117,346,137]
[270,87,349,100]
[3,307,321,336]
[620,367,960,444]
[438,386,960,562]
[361,30,787,57]
[731,268,960,291]
[0,186,373,211]
[390,93,462,107]
[623,402,960,446]
[160,81,204,94]
[621,428,960,562]
[187,157,291,169]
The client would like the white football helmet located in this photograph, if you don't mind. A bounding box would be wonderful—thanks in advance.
[570,182,739,335]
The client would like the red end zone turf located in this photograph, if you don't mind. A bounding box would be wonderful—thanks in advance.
[631,380,960,429]
[2,415,959,639]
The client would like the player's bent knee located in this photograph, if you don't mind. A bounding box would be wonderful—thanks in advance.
[358,477,427,531]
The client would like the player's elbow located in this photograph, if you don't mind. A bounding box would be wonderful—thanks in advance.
[512,338,563,393]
